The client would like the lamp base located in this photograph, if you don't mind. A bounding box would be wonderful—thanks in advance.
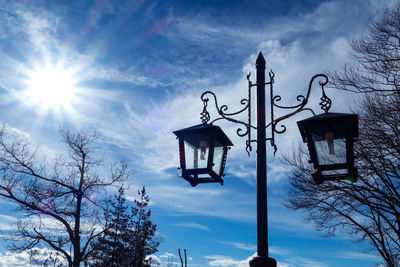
[249,256,277,267]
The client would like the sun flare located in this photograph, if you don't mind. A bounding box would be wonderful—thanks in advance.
[25,65,78,112]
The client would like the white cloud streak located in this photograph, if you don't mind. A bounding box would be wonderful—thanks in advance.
[337,251,382,262]
[205,253,256,267]
[219,241,256,251]
[174,222,211,232]
[159,252,176,258]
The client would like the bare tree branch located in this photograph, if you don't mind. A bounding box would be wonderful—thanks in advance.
[0,128,130,267]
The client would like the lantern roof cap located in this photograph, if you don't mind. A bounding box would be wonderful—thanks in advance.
[173,123,234,146]
[297,112,358,142]
[298,112,357,121]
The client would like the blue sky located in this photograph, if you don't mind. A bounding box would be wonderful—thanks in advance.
[0,0,396,266]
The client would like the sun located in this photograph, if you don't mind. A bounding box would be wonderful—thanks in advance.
[25,64,78,112]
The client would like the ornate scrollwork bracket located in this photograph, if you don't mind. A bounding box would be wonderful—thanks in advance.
[268,73,330,155]
[199,67,330,156]
[200,88,255,155]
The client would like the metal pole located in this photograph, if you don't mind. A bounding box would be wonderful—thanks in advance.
[249,52,276,267]
[256,52,267,257]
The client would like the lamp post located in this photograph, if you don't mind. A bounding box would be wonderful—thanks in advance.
[251,53,274,267]
[173,52,358,267]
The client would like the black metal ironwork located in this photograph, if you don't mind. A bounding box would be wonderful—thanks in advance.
[200,68,331,157]
[173,123,233,186]
[200,98,210,124]
[319,83,332,113]
[200,90,255,155]
[297,112,358,184]
[254,52,268,266]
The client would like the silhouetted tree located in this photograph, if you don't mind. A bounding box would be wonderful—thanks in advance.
[89,187,133,267]
[329,4,400,94]
[0,128,129,267]
[130,186,160,267]
[89,186,159,267]
[286,4,400,267]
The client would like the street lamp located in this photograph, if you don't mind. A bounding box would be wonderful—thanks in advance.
[297,112,358,185]
[173,52,358,267]
[173,123,233,186]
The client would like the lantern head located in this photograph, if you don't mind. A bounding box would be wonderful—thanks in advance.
[173,124,233,186]
[297,112,358,185]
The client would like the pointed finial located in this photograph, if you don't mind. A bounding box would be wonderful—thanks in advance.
[256,51,266,66]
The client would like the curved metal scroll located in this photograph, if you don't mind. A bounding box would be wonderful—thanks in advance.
[199,72,331,156]
[272,74,329,116]
[268,74,329,155]
[200,86,256,155]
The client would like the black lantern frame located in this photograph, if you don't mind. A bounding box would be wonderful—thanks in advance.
[297,112,358,184]
[173,123,233,186]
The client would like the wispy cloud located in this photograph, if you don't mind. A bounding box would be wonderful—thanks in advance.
[205,253,256,267]
[219,241,256,251]
[18,9,57,52]
[159,252,176,258]
[174,222,211,232]
[270,246,293,257]
[337,251,382,262]
[145,184,254,221]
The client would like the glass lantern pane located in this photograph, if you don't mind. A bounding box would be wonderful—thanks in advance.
[312,133,346,165]
[198,146,209,169]
[184,141,195,169]
[321,169,348,176]
[184,141,209,169]
[212,146,224,174]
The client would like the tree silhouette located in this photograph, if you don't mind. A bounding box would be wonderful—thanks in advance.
[89,187,133,267]
[89,186,160,267]
[130,186,160,266]
[329,4,400,94]
[286,4,400,266]
[0,128,129,267]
